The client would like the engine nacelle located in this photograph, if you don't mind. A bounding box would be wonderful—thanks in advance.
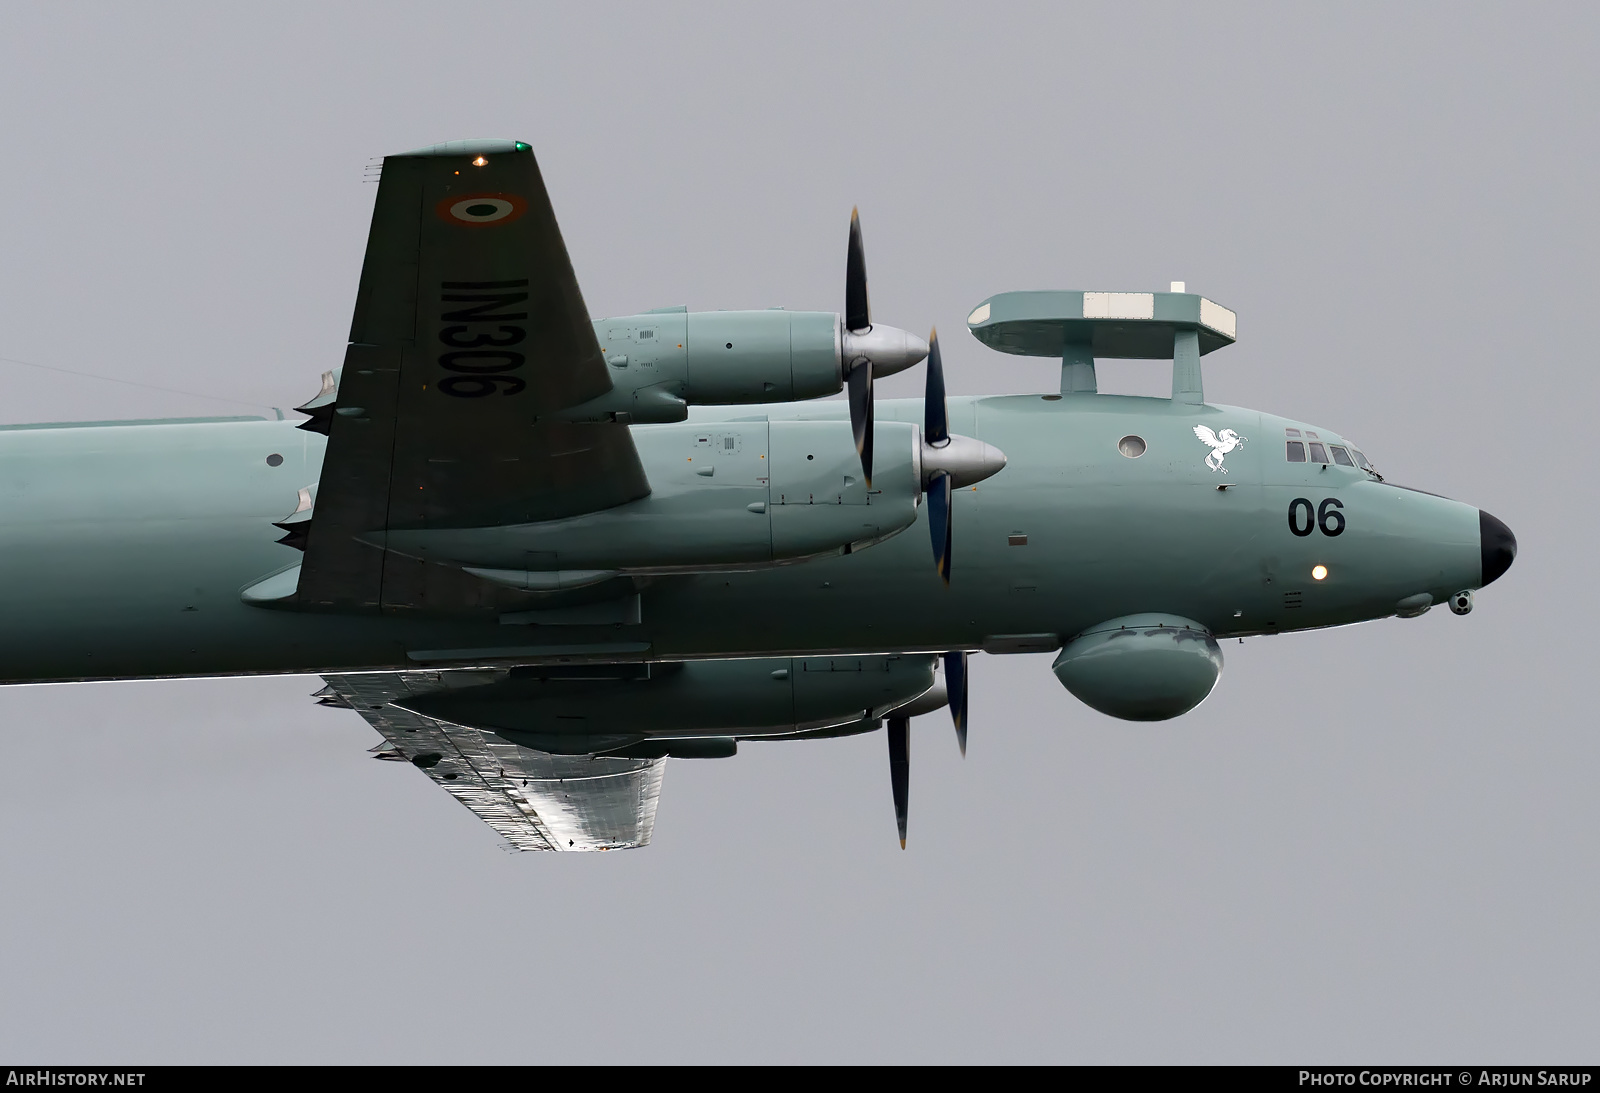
[1052,614,1222,721]
[374,419,923,581]
[396,654,938,755]
[559,309,927,422]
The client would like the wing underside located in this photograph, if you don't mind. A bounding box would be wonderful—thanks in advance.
[322,672,665,851]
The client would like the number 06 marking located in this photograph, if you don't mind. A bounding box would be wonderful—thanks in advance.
[1289,497,1346,537]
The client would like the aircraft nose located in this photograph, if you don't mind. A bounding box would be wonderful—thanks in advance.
[1479,510,1517,586]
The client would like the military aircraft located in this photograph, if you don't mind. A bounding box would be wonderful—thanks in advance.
[1,139,1515,851]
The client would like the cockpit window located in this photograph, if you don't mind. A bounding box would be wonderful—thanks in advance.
[1286,427,1362,467]
[1344,444,1383,480]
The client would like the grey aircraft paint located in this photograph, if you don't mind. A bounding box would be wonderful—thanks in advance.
[0,391,1496,683]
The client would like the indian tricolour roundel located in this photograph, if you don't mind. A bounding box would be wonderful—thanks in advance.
[435,193,528,227]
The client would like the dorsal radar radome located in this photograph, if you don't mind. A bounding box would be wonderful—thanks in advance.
[964,287,1236,404]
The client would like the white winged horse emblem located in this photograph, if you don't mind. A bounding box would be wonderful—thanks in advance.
[1193,426,1246,473]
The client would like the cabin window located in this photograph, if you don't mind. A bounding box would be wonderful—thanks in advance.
[1287,441,1307,462]
[1308,442,1329,463]
[1285,428,1302,438]
[1118,435,1146,458]
[1330,445,1355,467]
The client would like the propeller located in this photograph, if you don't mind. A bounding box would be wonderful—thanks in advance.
[840,210,929,488]
[878,657,970,845]
[924,325,967,736]
[887,714,909,849]
[845,208,870,333]
[844,210,875,485]
[945,650,969,757]
[923,329,953,584]
[918,328,1010,584]
[837,211,1002,582]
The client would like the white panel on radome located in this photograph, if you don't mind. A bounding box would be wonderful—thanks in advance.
[1200,298,1237,339]
[967,303,991,325]
[1083,292,1154,320]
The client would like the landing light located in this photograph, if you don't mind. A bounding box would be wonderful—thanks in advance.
[1312,565,1328,581]
[472,156,488,167]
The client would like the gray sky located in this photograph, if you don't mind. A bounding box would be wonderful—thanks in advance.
[0,1,1593,1063]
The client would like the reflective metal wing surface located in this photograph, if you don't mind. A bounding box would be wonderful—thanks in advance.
[296,139,651,613]
[323,672,665,852]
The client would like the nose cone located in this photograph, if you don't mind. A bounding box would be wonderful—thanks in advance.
[1480,510,1517,586]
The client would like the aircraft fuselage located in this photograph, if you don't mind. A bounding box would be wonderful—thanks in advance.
[0,393,1489,683]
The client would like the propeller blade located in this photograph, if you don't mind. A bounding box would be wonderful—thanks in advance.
[923,327,949,447]
[887,714,909,848]
[924,327,953,581]
[927,469,952,584]
[845,208,870,333]
[944,650,968,756]
[848,361,874,487]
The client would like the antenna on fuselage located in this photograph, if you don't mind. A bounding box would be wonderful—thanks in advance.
[963,286,1237,403]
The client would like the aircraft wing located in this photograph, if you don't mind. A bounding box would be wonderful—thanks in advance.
[296,139,650,613]
[323,672,665,851]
